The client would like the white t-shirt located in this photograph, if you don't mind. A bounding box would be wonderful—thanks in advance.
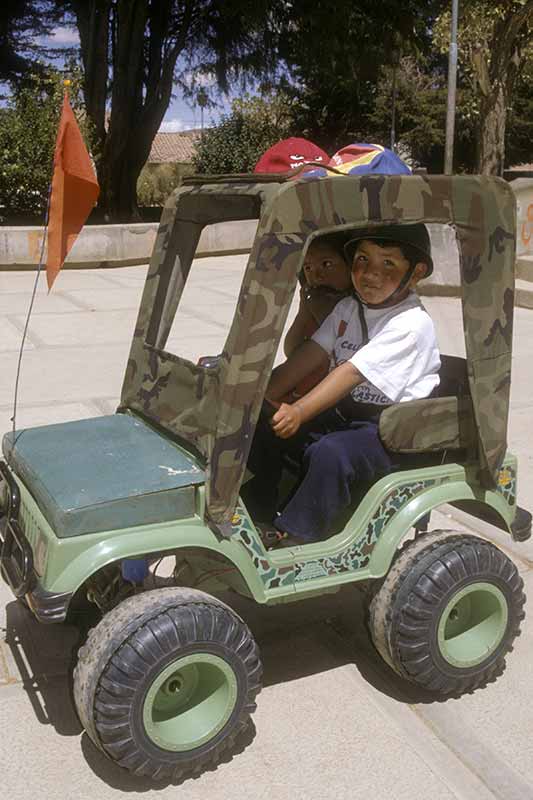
[311,293,440,405]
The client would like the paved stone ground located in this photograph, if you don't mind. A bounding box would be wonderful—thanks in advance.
[1,256,533,800]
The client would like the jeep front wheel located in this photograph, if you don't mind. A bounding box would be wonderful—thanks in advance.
[73,587,262,780]
[368,531,526,695]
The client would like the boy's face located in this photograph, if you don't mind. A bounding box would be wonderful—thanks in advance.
[351,239,427,306]
[303,241,351,292]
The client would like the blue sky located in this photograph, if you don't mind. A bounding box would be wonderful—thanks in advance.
[38,25,236,131]
[161,76,234,132]
[158,91,231,132]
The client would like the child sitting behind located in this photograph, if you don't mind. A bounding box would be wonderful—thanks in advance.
[279,233,351,400]
[284,233,352,357]
[242,223,440,548]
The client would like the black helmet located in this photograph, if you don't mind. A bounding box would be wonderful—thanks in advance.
[344,223,433,277]
[343,223,433,309]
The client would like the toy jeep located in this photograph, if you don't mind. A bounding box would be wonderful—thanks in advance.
[0,172,530,781]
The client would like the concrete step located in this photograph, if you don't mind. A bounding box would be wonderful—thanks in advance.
[516,278,533,309]
[517,254,533,282]
[421,276,533,309]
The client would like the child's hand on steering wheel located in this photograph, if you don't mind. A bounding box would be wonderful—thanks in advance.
[272,402,303,438]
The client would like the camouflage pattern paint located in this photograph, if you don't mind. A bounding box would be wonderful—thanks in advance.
[230,463,517,592]
[293,479,438,582]
[230,507,294,591]
[496,465,516,506]
[379,396,477,454]
[119,173,516,535]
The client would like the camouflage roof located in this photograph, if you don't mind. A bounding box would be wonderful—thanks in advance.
[119,173,516,536]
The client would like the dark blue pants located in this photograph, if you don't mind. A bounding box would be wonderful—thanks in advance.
[242,406,393,542]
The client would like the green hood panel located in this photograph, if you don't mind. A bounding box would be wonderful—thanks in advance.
[3,414,205,538]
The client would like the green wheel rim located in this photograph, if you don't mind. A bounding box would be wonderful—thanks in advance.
[142,653,238,752]
[437,581,509,668]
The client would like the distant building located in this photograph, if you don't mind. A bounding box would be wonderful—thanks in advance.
[147,130,202,165]
[138,129,202,206]
[505,163,533,181]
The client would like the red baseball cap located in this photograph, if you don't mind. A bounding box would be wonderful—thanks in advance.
[254,137,329,173]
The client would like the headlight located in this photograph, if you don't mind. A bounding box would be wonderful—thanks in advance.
[33,531,48,577]
[18,504,47,577]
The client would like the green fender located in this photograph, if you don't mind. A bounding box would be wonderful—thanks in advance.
[42,519,268,603]
[368,480,513,578]
[7,467,266,603]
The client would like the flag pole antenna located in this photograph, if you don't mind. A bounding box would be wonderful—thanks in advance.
[10,79,74,449]
[9,176,52,448]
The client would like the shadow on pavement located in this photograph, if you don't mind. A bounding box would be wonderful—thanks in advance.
[80,721,257,791]
[226,584,506,704]
[2,581,506,790]
[3,599,82,735]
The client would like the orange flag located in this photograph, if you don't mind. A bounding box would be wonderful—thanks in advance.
[46,92,100,290]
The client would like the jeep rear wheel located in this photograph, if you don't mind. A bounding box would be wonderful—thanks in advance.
[73,587,262,780]
[368,531,526,695]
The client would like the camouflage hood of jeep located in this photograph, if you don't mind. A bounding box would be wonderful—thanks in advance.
[120,172,516,535]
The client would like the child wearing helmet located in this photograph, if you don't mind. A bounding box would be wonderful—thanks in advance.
[282,144,412,358]
[255,140,413,360]
[242,223,440,548]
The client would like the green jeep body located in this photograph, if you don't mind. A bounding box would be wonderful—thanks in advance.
[0,170,530,780]
[0,171,526,613]
[0,415,522,613]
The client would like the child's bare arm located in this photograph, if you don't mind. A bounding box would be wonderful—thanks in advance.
[284,290,316,356]
[284,289,344,357]
[284,309,314,356]
[267,340,329,401]
[272,362,363,438]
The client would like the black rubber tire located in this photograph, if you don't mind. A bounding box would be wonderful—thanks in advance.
[73,587,262,780]
[368,531,526,695]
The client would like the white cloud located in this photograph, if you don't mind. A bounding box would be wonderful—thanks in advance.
[159,118,187,132]
[47,27,80,46]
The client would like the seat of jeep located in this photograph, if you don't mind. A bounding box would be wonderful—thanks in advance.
[378,354,475,455]
[2,413,205,538]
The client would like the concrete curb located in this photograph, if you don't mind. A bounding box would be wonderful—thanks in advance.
[2,217,533,307]
[0,219,257,271]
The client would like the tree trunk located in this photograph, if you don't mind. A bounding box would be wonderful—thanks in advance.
[70,0,273,220]
[476,83,507,176]
[73,0,110,147]
[99,127,157,221]
[470,0,533,176]
[98,0,148,220]
[77,0,190,221]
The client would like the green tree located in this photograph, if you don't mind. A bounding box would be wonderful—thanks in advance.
[137,162,192,206]
[0,69,87,218]
[60,0,284,221]
[368,56,478,173]
[368,57,447,171]
[277,0,445,151]
[193,93,294,174]
[434,0,533,175]
[506,54,533,167]
[0,1,61,85]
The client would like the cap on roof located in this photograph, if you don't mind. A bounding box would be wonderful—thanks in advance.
[329,143,411,175]
[254,137,328,174]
